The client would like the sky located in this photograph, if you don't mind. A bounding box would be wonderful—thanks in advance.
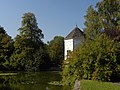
[0,0,100,42]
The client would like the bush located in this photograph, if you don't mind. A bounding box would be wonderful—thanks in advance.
[62,35,120,87]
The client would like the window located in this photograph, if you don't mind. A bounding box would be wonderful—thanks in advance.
[67,50,71,58]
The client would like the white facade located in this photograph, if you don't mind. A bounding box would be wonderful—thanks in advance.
[64,38,82,60]
[64,26,84,60]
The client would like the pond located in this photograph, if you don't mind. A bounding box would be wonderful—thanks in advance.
[0,71,70,90]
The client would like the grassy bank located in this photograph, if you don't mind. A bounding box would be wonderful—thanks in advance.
[0,73,17,76]
[81,80,120,90]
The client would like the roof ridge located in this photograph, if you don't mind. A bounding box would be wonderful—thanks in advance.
[65,26,83,40]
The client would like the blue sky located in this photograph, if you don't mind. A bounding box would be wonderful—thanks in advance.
[0,0,100,42]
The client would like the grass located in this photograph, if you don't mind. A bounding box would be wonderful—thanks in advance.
[0,73,17,76]
[48,81,63,86]
[80,80,120,90]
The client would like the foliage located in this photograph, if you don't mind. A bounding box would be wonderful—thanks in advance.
[48,36,64,67]
[10,12,46,71]
[84,5,101,40]
[0,26,13,70]
[0,12,64,71]
[62,0,120,88]
[97,0,120,39]
[97,0,120,30]
[19,12,44,42]
[32,45,50,71]
[84,0,120,40]
[62,34,120,87]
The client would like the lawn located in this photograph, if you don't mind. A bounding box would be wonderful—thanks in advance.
[0,73,17,76]
[80,80,120,90]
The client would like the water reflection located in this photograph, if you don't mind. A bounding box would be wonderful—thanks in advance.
[0,72,70,90]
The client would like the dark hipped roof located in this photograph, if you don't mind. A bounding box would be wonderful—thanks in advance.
[65,26,83,40]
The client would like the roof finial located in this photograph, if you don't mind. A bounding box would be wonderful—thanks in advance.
[76,24,78,27]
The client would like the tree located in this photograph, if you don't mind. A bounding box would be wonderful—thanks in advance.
[48,36,64,67]
[19,12,44,48]
[97,0,120,38]
[33,45,50,71]
[0,26,13,70]
[84,0,120,40]
[62,0,120,88]
[63,34,120,87]
[10,12,45,71]
[84,6,101,40]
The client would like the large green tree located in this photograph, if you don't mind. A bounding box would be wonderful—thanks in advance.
[48,36,64,67]
[62,0,120,88]
[19,12,44,45]
[84,5,101,40]
[97,0,120,39]
[84,0,120,40]
[10,12,45,71]
[0,26,13,70]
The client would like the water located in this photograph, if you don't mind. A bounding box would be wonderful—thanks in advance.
[0,71,70,90]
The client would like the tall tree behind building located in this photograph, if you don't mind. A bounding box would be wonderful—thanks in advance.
[84,0,120,40]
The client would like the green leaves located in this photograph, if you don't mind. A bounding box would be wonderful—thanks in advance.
[48,36,64,67]
[19,12,44,44]
[10,12,46,71]
[84,6,101,40]
[63,35,120,88]
[0,27,13,70]
[62,0,120,88]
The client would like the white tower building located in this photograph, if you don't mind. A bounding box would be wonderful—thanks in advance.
[64,26,84,60]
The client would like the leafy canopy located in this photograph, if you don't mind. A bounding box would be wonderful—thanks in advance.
[10,12,45,71]
[62,0,120,88]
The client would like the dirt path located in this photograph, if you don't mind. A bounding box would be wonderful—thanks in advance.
[74,80,80,90]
